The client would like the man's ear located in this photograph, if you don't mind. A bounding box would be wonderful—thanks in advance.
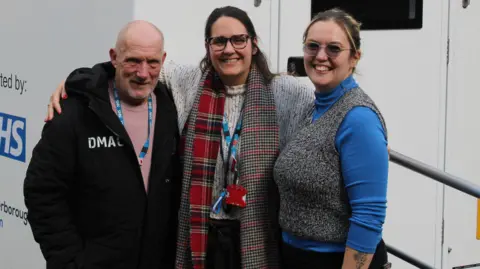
[162,51,167,63]
[109,48,118,67]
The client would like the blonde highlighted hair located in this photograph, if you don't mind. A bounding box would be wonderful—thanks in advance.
[303,8,362,56]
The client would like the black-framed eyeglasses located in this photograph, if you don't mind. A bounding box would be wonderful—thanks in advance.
[206,34,251,51]
[303,41,352,58]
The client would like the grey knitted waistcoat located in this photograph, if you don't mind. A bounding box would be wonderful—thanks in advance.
[273,87,387,243]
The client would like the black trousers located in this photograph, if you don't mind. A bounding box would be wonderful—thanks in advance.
[281,239,390,269]
[206,219,241,269]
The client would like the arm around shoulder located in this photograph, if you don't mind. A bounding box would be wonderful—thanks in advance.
[64,61,114,94]
[47,62,113,120]
[159,60,202,92]
[159,60,204,130]
[271,74,315,149]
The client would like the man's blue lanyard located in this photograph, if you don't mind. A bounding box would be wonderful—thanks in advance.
[112,86,153,166]
[220,110,243,187]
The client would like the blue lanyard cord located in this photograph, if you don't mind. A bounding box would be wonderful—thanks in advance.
[220,110,243,187]
[113,86,153,166]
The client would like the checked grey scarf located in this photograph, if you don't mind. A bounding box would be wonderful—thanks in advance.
[175,65,281,269]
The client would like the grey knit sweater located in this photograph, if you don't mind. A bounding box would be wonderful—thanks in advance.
[159,61,315,219]
[273,87,387,243]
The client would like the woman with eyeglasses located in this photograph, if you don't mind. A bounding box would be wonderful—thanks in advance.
[44,6,314,269]
[273,9,391,269]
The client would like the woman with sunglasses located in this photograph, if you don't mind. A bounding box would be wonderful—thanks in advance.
[45,6,313,269]
[273,9,390,269]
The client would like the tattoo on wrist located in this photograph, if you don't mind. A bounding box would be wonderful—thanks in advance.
[354,252,367,269]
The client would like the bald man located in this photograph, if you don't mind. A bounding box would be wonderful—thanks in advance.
[24,21,181,269]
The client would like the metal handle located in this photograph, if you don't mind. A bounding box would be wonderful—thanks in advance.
[389,150,480,199]
[463,0,470,8]
[254,0,262,7]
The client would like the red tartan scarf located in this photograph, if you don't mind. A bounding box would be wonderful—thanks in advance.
[175,66,281,269]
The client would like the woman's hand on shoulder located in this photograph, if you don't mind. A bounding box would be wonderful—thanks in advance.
[46,80,67,122]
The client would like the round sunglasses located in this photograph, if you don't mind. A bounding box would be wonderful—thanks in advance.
[303,41,352,58]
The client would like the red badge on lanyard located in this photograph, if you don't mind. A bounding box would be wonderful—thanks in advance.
[225,184,247,208]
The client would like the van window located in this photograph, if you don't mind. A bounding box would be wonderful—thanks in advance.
[311,0,423,30]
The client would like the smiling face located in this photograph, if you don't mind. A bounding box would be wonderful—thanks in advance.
[206,16,257,86]
[303,20,360,92]
[110,21,166,104]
